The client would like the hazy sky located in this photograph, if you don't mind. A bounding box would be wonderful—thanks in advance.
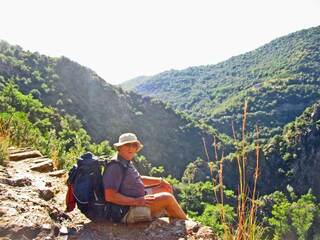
[0,0,319,84]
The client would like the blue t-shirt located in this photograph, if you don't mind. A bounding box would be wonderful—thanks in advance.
[103,155,145,198]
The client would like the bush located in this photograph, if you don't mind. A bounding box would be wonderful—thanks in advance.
[150,165,166,177]
[267,191,317,240]
[193,203,235,237]
[0,138,9,166]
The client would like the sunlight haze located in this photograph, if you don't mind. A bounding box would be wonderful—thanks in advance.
[0,0,319,84]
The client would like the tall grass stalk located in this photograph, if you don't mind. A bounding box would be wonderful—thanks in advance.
[236,100,262,240]
[206,100,262,239]
[249,127,260,228]
[203,137,218,203]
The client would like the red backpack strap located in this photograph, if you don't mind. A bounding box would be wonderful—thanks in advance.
[65,184,76,212]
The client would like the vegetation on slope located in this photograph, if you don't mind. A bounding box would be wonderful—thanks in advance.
[0,40,221,177]
[2,27,320,238]
[125,26,320,138]
[260,100,320,197]
[0,83,115,169]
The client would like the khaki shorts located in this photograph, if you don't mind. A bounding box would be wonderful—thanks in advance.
[121,206,152,224]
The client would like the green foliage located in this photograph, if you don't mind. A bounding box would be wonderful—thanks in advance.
[182,157,211,183]
[164,175,180,186]
[177,181,222,213]
[134,155,152,175]
[150,165,166,177]
[291,193,317,240]
[266,191,317,240]
[126,26,320,139]
[0,40,217,178]
[58,122,91,152]
[0,83,114,169]
[0,82,57,133]
[267,192,292,239]
[88,140,115,157]
[193,203,235,237]
[179,182,204,214]
[261,101,320,197]
[0,112,43,148]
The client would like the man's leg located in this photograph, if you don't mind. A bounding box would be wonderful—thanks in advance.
[146,184,173,194]
[148,192,187,220]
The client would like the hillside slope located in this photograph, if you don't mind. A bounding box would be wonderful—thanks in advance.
[260,100,320,196]
[123,26,320,138]
[0,41,215,177]
[120,75,151,91]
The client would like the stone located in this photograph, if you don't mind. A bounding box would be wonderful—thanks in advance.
[7,177,32,187]
[185,219,200,233]
[19,207,26,213]
[9,150,42,161]
[38,188,54,201]
[26,157,51,164]
[0,206,18,216]
[48,170,66,177]
[196,226,215,239]
[45,181,52,187]
[42,223,52,230]
[52,224,60,236]
[49,208,71,222]
[59,225,68,235]
[30,160,53,172]
[0,177,9,184]
[175,230,185,237]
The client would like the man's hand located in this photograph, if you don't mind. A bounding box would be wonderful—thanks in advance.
[135,194,156,206]
[160,178,173,193]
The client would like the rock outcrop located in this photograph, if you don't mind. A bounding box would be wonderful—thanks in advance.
[0,148,216,240]
[9,148,42,161]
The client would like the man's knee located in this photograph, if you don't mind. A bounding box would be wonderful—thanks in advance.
[157,192,176,203]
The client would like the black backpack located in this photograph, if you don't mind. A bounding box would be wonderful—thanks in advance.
[67,152,129,222]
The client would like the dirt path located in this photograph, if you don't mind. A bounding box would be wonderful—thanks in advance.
[0,148,216,240]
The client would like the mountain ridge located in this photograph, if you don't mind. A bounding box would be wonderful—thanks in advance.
[122,25,320,138]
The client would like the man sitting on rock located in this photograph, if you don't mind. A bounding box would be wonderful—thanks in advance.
[104,132,187,224]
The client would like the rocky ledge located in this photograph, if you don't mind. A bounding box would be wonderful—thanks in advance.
[0,148,216,240]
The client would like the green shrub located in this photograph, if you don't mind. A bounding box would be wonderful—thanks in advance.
[150,165,166,177]
[267,191,317,240]
[193,203,235,237]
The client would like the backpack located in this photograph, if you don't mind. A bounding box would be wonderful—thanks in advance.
[65,152,129,222]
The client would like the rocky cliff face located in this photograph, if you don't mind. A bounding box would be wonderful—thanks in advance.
[260,101,320,196]
[0,148,216,240]
[284,102,320,196]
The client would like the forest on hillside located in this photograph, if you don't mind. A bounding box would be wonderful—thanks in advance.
[125,26,320,140]
[0,40,218,178]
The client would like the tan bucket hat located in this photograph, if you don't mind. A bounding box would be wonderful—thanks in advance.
[113,133,143,151]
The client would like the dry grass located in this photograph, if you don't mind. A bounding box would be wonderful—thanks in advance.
[0,117,11,166]
[205,100,262,240]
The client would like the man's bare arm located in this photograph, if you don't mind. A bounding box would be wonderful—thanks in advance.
[141,176,162,186]
[141,176,173,193]
[104,189,155,206]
